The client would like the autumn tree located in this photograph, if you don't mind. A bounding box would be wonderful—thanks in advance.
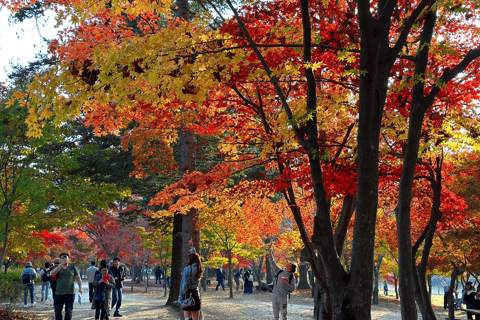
[5,0,480,319]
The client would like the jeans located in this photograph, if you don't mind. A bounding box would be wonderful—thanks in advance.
[111,287,122,313]
[41,281,49,300]
[155,276,161,285]
[54,294,75,320]
[23,283,34,305]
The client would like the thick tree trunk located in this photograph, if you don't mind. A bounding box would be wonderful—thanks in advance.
[265,252,273,285]
[298,248,311,290]
[166,213,182,305]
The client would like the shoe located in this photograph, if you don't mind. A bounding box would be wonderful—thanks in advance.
[32,302,36,306]
[24,304,27,308]
[45,299,48,302]
[113,312,123,317]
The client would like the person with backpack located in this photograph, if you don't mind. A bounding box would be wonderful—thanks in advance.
[21,261,37,308]
[268,243,298,320]
[50,252,83,320]
[39,262,51,302]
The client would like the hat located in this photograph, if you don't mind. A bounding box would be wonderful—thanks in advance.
[25,261,32,267]
[53,258,61,265]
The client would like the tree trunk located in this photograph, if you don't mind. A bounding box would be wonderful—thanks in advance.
[448,263,465,320]
[166,213,183,305]
[394,273,399,300]
[0,216,10,268]
[427,275,432,302]
[372,255,383,305]
[298,248,311,290]
[228,252,233,299]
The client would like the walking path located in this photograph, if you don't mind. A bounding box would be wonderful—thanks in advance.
[18,281,457,319]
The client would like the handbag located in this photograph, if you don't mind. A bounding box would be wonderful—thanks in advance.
[181,266,196,309]
[181,291,196,309]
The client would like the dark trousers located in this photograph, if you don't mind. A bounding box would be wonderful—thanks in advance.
[95,307,108,320]
[50,281,57,299]
[216,279,225,291]
[54,294,75,320]
[89,283,94,303]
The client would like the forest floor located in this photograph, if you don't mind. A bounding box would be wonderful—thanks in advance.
[9,280,467,319]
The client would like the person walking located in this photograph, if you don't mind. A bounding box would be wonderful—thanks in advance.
[155,266,163,285]
[92,265,115,320]
[49,258,61,300]
[87,260,99,303]
[21,261,37,308]
[39,262,51,302]
[215,265,226,291]
[268,244,298,320]
[243,267,253,294]
[178,239,203,320]
[110,257,127,317]
[49,253,83,320]
[165,264,171,289]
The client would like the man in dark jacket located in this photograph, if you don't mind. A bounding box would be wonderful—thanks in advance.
[215,265,226,291]
[154,267,163,285]
[110,257,127,317]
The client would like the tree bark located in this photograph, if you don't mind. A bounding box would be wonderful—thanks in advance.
[166,213,182,305]
[298,248,311,290]
[228,252,233,299]
[372,255,383,305]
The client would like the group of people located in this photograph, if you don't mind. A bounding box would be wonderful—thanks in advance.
[460,282,480,320]
[153,264,171,288]
[22,243,298,320]
[444,281,480,319]
[21,253,83,320]
[21,254,128,320]
[86,257,128,319]
[178,240,298,320]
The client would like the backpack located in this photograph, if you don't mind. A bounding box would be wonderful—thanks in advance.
[41,269,50,282]
[274,269,294,297]
[22,271,31,284]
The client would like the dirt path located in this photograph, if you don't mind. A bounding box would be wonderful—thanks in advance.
[17,281,458,319]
